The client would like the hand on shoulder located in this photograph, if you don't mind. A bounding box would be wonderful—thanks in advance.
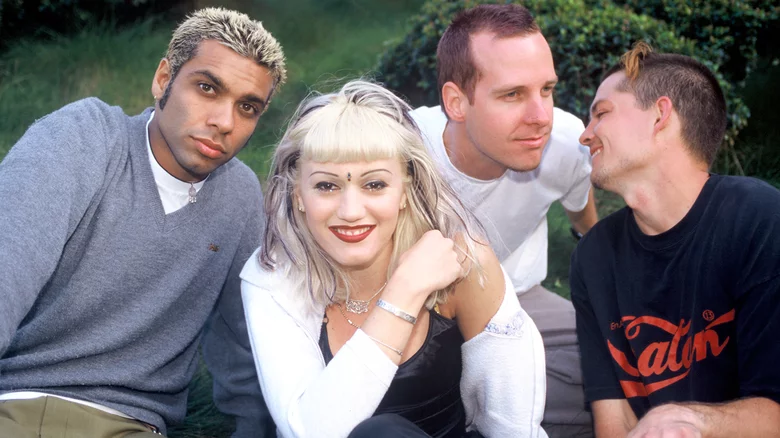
[389,230,464,301]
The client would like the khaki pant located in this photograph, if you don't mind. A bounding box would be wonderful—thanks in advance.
[519,285,594,438]
[0,397,163,438]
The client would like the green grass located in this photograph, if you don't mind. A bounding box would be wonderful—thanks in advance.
[0,19,171,157]
[167,360,235,438]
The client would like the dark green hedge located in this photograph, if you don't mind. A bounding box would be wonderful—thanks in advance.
[1,0,161,49]
[375,0,755,159]
[602,0,780,85]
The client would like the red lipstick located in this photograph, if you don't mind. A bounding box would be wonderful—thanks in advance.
[329,225,375,243]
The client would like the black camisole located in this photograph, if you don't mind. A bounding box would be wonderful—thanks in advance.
[319,310,466,437]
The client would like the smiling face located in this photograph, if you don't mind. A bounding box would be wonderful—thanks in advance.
[457,31,557,177]
[297,159,408,271]
[579,72,658,190]
[149,40,275,182]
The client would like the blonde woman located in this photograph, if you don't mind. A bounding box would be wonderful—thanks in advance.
[241,80,547,438]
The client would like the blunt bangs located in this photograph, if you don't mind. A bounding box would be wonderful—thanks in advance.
[261,79,487,310]
[297,100,411,164]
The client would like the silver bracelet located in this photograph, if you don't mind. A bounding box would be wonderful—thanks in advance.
[364,332,403,357]
[376,299,417,325]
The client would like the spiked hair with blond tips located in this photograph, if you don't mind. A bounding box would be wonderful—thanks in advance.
[260,80,486,311]
[160,7,286,110]
[603,42,727,166]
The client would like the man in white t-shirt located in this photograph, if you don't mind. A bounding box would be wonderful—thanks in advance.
[409,4,597,437]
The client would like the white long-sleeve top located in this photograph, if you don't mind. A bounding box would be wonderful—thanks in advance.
[240,248,548,438]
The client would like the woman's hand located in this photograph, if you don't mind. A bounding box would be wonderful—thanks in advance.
[360,230,463,363]
[389,230,464,302]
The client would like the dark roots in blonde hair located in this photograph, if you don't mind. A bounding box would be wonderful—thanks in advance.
[159,7,286,110]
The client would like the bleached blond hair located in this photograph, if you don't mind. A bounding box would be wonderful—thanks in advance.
[261,80,486,310]
[160,7,286,109]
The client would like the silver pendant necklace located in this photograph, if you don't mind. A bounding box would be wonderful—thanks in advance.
[345,281,388,314]
[188,182,197,204]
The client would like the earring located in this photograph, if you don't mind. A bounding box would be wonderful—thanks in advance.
[400,201,407,210]
[298,205,305,213]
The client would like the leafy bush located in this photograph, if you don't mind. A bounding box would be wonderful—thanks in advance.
[376,0,749,160]
[601,0,780,85]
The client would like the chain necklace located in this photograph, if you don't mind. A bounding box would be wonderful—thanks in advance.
[334,302,361,328]
[332,302,405,357]
[345,281,387,314]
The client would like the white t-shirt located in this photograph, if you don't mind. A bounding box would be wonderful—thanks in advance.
[145,111,206,215]
[410,105,592,294]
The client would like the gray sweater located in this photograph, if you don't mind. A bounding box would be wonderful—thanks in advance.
[0,98,269,435]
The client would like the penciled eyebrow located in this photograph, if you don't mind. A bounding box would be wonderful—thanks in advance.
[189,69,268,110]
[308,171,340,179]
[308,169,392,179]
[360,169,392,177]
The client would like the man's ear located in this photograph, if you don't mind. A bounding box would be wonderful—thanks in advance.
[653,96,674,135]
[441,81,469,122]
[151,58,172,102]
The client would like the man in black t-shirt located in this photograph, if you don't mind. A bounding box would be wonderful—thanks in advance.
[571,42,780,437]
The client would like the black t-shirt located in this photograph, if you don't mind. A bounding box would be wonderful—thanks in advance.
[571,174,780,418]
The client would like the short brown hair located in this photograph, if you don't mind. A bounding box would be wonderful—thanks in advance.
[436,4,539,112]
[604,42,727,166]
